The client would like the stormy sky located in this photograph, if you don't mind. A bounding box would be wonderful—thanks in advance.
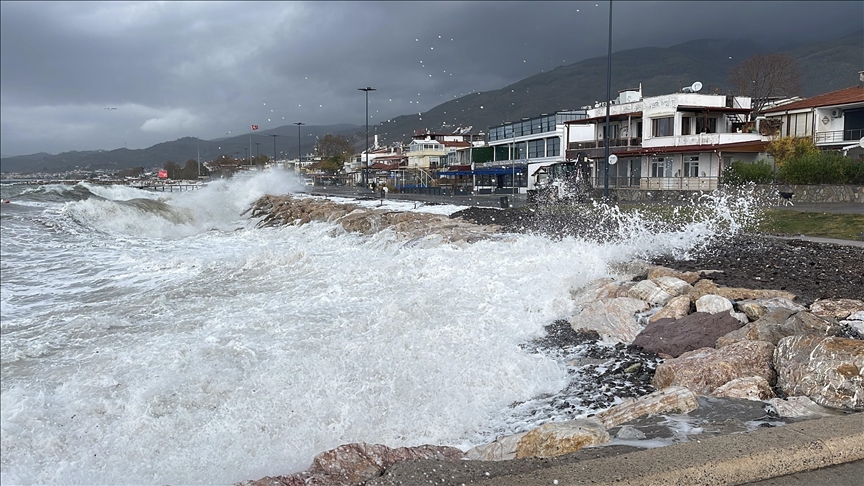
[1,1,861,157]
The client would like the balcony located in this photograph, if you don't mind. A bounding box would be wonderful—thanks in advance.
[568,137,642,150]
[590,176,718,190]
[815,129,864,145]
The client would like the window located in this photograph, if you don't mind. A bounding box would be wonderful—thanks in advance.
[683,156,699,177]
[651,157,667,177]
[696,117,717,134]
[546,137,560,157]
[494,145,510,161]
[681,117,692,135]
[528,140,544,158]
[602,124,619,140]
[504,124,513,138]
[652,117,674,137]
[514,142,526,159]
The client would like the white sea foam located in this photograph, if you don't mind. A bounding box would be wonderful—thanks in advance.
[0,172,757,485]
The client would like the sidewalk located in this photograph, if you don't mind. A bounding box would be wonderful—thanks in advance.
[369,414,864,486]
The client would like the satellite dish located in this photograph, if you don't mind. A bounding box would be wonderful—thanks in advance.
[691,81,703,93]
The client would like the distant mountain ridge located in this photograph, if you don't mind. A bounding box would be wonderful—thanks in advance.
[3,29,861,174]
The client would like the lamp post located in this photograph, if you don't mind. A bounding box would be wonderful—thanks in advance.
[267,134,279,166]
[293,122,304,170]
[603,0,613,199]
[255,142,261,162]
[358,87,376,187]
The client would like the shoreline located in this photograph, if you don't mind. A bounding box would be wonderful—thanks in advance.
[241,192,863,486]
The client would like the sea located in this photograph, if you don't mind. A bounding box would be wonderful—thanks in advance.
[0,170,758,485]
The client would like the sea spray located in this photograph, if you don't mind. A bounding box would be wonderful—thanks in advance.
[1,174,769,484]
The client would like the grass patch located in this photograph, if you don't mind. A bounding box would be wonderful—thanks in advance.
[757,210,864,241]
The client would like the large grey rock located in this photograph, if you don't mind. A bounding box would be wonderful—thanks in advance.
[513,419,610,459]
[688,279,798,303]
[766,396,844,418]
[695,294,734,315]
[648,295,692,323]
[594,386,698,428]
[737,297,806,321]
[464,432,528,462]
[646,265,700,284]
[569,278,619,306]
[652,276,693,298]
[653,340,777,395]
[627,279,673,306]
[716,309,838,347]
[634,311,743,358]
[774,335,864,410]
[569,297,649,343]
[243,443,464,486]
[809,299,864,320]
[710,376,775,401]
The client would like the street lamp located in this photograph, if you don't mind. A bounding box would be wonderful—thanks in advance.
[294,122,305,170]
[358,87,376,187]
[267,134,279,165]
[603,0,614,198]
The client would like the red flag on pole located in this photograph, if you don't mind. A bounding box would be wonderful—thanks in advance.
[251,125,259,130]
[157,170,168,179]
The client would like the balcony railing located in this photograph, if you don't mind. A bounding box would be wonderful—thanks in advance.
[814,129,864,144]
[568,137,642,150]
[591,176,719,191]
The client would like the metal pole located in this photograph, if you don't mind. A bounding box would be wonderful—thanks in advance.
[604,0,613,199]
[294,123,304,170]
[358,87,376,188]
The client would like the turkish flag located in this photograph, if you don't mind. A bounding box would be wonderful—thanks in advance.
[251,125,259,130]
[157,170,168,179]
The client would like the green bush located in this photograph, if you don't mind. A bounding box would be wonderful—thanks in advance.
[722,160,774,185]
[777,152,864,184]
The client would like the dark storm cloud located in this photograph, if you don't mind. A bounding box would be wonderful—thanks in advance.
[1,1,861,157]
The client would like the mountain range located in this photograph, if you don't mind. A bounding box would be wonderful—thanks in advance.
[2,29,861,175]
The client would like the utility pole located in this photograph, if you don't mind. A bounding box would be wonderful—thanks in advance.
[358,87,376,187]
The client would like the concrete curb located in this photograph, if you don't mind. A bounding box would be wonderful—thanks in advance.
[482,414,864,486]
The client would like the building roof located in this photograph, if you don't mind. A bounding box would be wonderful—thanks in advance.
[762,86,864,113]
[566,112,644,124]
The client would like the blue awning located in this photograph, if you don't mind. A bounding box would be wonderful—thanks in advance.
[439,165,527,176]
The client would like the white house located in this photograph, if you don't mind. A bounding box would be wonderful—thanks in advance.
[565,85,768,191]
[761,74,864,158]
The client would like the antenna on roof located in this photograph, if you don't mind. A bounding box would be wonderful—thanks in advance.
[682,81,703,93]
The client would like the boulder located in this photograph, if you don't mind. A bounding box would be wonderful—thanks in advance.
[594,386,698,429]
[608,261,650,280]
[695,294,734,315]
[514,419,610,459]
[774,335,864,410]
[783,311,844,337]
[569,297,649,343]
[627,279,673,306]
[766,396,844,418]
[634,311,743,358]
[570,278,619,306]
[710,376,775,401]
[652,276,693,298]
[653,340,777,395]
[688,279,797,303]
[715,309,839,348]
[615,281,638,298]
[646,265,700,284]
[737,297,806,321]
[648,295,692,323]
[245,443,464,486]
[464,432,527,462]
[809,299,864,320]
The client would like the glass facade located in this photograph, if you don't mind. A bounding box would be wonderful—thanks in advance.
[489,111,586,141]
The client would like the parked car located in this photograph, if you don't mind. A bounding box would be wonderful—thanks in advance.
[303,178,314,186]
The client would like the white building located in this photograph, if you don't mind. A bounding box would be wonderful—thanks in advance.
[565,85,767,191]
[481,111,590,194]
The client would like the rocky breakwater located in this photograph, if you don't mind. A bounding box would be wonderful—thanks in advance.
[243,194,503,243]
[241,199,863,486]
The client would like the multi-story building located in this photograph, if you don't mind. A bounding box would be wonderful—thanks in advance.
[564,85,766,191]
[761,73,864,158]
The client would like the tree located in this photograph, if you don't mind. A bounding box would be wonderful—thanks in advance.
[316,134,355,159]
[729,53,801,120]
[163,161,181,179]
[767,136,818,167]
[180,159,207,180]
